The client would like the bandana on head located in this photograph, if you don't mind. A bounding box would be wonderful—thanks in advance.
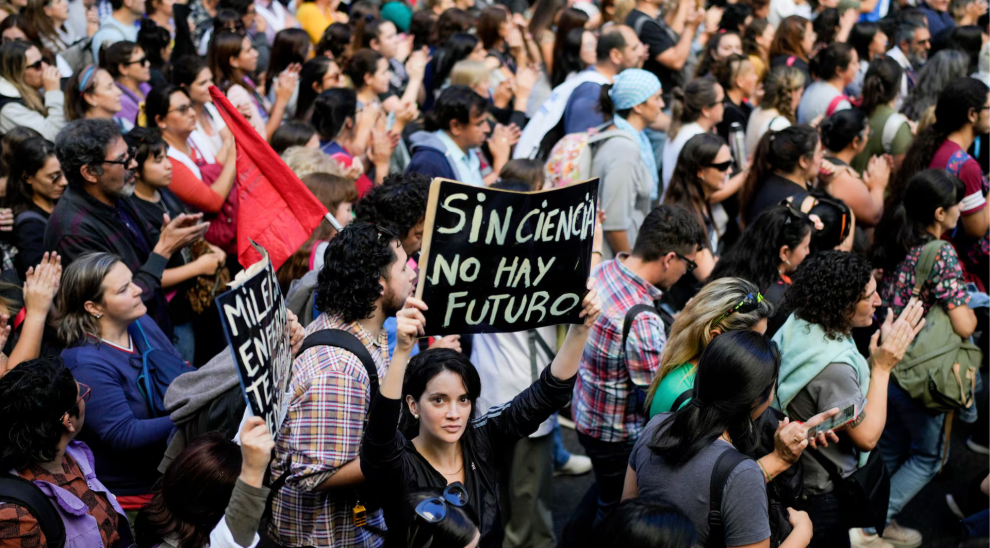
[608,69,662,198]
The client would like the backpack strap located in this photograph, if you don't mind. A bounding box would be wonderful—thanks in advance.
[911,240,946,298]
[826,95,850,117]
[297,329,380,397]
[880,112,908,154]
[0,474,66,548]
[622,303,661,356]
[670,387,694,412]
[708,448,750,547]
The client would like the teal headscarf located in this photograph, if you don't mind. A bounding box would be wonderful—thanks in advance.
[609,69,661,199]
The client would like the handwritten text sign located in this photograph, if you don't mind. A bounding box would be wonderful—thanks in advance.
[216,242,292,439]
[416,178,599,335]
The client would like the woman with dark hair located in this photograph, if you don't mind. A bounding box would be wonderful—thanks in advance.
[660,78,724,195]
[597,499,697,548]
[743,18,774,80]
[405,488,481,548]
[124,127,227,361]
[0,124,38,196]
[845,21,887,98]
[663,132,731,279]
[0,39,63,140]
[712,53,759,145]
[409,10,437,50]
[807,192,855,253]
[768,15,815,83]
[548,7,589,79]
[772,250,925,548]
[270,120,318,155]
[7,135,62,278]
[315,21,351,59]
[360,282,601,548]
[477,5,517,75]
[20,0,77,57]
[209,29,296,140]
[171,55,230,158]
[745,65,804,153]
[948,25,985,74]
[594,68,664,258]
[551,27,596,89]
[819,109,889,228]
[294,55,342,122]
[137,20,172,88]
[102,41,152,131]
[0,356,131,547]
[53,252,196,512]
[528,0,566,68]
[436,8,472,46]
[426,32,486,110]
[264,27,310,121]
[359,17,429,109]
[796,42,859,124]
[346,48,392,109]
[135,418,273,548]
[720,3,753,34]
[311,88,381,195]
[147,85,239,256]
[851,56,911,172]
[901,49,970,126]
[710,204,814,305]
[739,124,822,223]
[623,331,815,548]
[694,31,743,78]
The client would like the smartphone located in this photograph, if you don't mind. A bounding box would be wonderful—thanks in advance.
[808,403,858,438]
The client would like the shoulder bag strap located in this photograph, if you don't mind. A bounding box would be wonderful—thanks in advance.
[0,475,66,548]
[826,95,849,117]
[14,210,47,227]
[708,448,750,547]
[670,387,694,412]
[133,320,160,418]
[297,329,379,396]
[911,240,946,298]
[881,112,908,153]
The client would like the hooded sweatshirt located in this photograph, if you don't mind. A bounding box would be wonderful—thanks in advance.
[0,77,66,141]
[405,131,459,181]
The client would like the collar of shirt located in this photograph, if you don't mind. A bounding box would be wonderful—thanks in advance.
[325,310,387,350]
[434,130,484,187]
[886,46,911,69]
[613,253,663,301]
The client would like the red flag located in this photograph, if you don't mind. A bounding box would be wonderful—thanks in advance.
[208,85,328,271]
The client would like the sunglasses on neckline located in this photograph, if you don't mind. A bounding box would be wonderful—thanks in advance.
[712,292,764,329]
[407,483,469,548]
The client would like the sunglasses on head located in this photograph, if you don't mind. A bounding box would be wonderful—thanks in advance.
[706,160,732,172]
[407,483,469,548]
[711,292,764,329]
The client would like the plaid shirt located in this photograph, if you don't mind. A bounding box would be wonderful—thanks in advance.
[269,312,389,547]
[573,254,665,443]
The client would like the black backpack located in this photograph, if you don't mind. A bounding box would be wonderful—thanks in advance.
[707,448,792,548]
[0,473,66,548]
[258,329,381,548]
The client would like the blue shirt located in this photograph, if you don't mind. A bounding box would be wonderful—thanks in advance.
[919,3,955,38]
[434,130,485,187]
[90,15,139,60]
[564,80,607,134]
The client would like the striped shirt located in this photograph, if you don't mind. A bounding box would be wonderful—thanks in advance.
[573,254,666,443]
[269,312,389,547]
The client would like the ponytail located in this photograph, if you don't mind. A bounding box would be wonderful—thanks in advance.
[598,83,632,120]
[859,56,902,114]
[739,125,819,225]
[740,129,775,224]
[668,87,686,139]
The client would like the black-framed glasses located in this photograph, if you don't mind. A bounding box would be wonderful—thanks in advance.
[25,59,43,71]
[706,160,732,172]
[711,292,764,329]
[59,382,91,419]
[674,252,697,273]
[101,147,135,166]
[407,483,469,548]
[124,56,149,66]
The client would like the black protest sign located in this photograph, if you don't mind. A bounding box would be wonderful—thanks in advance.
[216,241,292,439]
[416,178,599,335]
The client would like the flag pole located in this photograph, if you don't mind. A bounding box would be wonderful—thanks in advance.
[324,212,343,232]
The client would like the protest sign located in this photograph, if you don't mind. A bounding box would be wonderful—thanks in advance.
[216,241,292,439]
[415,178,599,335]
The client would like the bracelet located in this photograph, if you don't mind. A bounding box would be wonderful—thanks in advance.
[757,458,773,482]
[591,250,603,257]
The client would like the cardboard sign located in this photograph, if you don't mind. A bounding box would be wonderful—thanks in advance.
[416,178,599,335]
[216,241,292,439]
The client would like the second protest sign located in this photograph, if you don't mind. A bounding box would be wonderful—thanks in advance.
[416,178,599,335]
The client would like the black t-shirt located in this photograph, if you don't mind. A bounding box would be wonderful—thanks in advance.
[716,98,753,144]
[626,10,678,100]
[745,173,809,224]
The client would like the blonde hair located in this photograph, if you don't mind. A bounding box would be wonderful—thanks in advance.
[611,0,634,24]
[280,146,347,180]
[449,60,490,88]
[644,277,773,410]
[0,41,46,116]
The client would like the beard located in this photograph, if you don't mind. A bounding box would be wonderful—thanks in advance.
[382,282,407,318]
[102,172,136,199]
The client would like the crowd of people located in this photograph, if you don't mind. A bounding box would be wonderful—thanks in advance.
[0,0,985,545]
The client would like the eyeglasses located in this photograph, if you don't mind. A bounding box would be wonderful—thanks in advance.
[25,59,43,71]
[59,382,91,420]
[706,160,732,172]
[101,147,136,166]
[407,483,469,548]
[711,292,764,329]
[674,252,697,273]
[168,103,195,115]
[124,56,149,66]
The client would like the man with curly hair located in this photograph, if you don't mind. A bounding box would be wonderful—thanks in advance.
[771,251,925,548]
[268,223,415,548]
[0,356,131,547]
[354,173,432,256]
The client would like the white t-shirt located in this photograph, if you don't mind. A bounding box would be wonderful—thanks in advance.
[746,107,792,155]
[661,122,705,202]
